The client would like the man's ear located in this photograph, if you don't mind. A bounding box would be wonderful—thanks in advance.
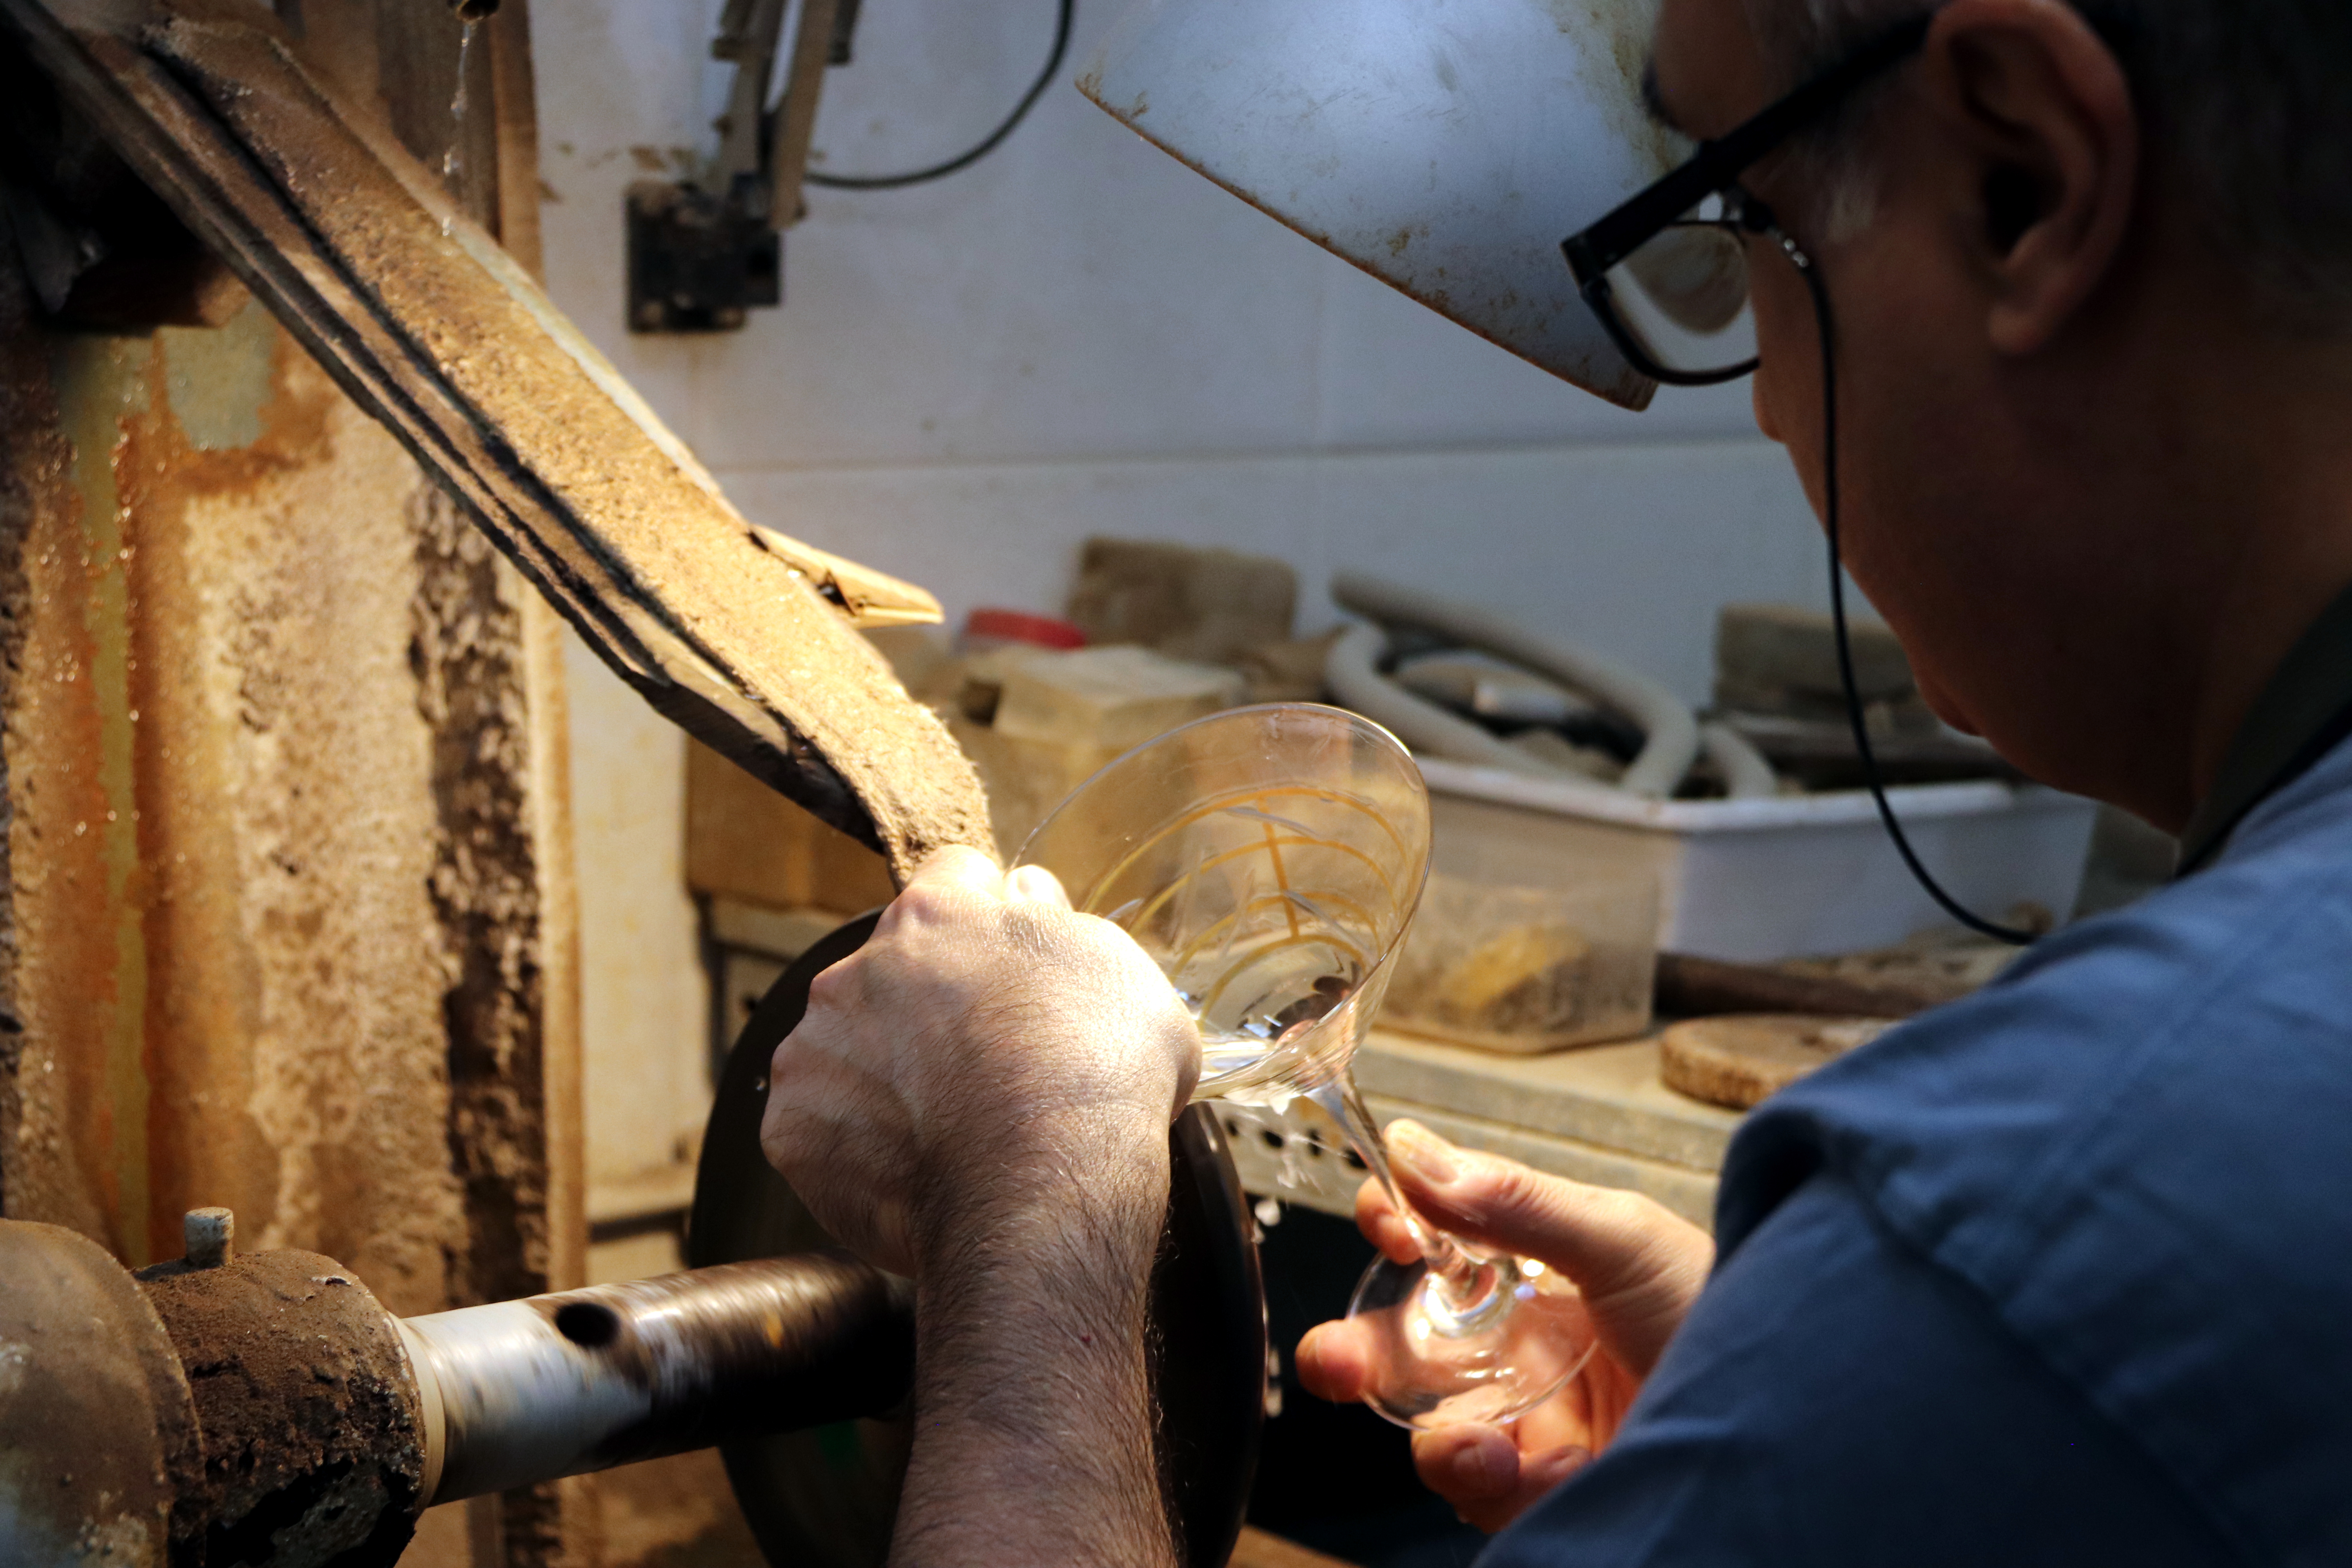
[1919,0,2138,355]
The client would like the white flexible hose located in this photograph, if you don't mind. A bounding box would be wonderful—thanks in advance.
[1329,573,1702,799]
[1324,624,1562,779]
[1701,721,1779,800]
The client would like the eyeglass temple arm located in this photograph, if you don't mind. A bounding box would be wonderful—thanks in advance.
[1563,11,1933,282]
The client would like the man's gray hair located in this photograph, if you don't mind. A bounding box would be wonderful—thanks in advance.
[1744,0,2352,326]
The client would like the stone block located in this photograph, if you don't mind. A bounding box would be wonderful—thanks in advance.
[991,645,1246,751]
[1066,536,1298,665]
[1715,601,1915,708]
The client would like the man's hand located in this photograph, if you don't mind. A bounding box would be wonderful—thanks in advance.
[760,846,1199,1278]
[760,846,1199,1568]
[1296,1122,1713,1533]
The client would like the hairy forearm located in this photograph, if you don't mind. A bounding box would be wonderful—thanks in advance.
[890,1133,1177,1568]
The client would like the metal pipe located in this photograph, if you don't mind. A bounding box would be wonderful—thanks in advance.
[400,1253,914,1505]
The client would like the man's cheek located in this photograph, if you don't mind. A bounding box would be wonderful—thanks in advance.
[1915,666,1980,736]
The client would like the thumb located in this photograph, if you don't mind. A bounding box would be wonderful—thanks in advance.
[1386,1120,1712,1375]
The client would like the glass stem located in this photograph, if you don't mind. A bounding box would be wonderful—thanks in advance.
[1309,1075,1494,1308]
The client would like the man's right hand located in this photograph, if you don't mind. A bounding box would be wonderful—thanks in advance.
[1294,1122,1714,1532]
[759,846,1198,1281]
[760,848,1199,1568]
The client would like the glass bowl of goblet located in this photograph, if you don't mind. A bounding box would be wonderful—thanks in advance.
[1014,703,1597,1428]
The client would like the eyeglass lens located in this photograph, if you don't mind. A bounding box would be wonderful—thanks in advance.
[1604,209,1759,377]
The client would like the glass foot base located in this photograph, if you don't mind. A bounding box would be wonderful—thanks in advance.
[1346,1253,1597,1430]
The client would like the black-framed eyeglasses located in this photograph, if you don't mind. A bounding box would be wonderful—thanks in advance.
[1561,14,1932,385]
[1563,11,2041,947]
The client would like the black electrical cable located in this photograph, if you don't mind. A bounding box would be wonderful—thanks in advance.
[804,0,1076,191]
[1787,237,2041,947]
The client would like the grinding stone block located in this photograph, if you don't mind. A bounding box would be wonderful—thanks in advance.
[1715,601,1914,704]
[1066,537,1297,665]
[992,646,1245,751]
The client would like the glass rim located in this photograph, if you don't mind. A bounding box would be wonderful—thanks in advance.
[1012,700,1426,873]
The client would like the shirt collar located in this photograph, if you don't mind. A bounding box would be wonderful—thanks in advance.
[2178,581,2352,876]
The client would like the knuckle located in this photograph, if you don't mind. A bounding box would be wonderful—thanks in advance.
[1459,1155,1547,1219]
[892,883,957,922]
[805,959,856,1010]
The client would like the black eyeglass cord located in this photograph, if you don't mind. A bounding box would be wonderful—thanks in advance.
[1788,241,2040,947]
[805,0,1074,191]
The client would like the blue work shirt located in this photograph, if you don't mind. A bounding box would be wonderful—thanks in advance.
[1485,731,2352,1564]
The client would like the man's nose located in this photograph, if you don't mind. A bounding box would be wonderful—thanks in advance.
[1752,372,1786,445]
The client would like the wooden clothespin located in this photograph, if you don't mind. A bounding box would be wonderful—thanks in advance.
[750,526,943,629]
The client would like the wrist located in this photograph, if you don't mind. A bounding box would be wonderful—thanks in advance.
[913,1106,1171,1267]
[907,1132,1168,1423]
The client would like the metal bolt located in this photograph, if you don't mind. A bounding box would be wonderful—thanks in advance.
[184,1207,234,1270]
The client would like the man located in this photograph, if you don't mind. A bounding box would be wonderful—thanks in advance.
[762,0,2352,1560]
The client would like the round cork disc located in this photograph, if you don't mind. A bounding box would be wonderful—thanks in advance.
[1659,1014,1893,1111]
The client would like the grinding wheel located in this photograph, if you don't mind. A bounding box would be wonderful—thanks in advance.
[691,913,1267,1568]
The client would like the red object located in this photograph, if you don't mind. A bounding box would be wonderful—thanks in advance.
[962,608,1088,650]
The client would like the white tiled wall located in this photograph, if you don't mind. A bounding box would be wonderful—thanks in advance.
[532,0,1826,670]
[534,0,1833,1193]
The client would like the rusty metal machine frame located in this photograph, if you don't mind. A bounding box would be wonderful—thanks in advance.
[0,0,991,877]
[0,9,1269,1565]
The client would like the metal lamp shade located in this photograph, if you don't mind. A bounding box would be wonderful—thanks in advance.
[1078,0,1681,410]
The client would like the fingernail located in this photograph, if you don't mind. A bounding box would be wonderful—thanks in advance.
[1449,1442,1504,1495]
[1391,1121,1458,1184]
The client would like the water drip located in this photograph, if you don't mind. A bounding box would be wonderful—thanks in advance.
[439,20,478,233]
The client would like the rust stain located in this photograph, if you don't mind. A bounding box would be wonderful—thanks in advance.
[47,328,154,1264]
[5,9,589,1553]
[111,303,337,1266]
[140,1246,425,1563]
[3,290,511,1310]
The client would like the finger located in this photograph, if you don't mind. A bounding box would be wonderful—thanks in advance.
[1413,1425,1519,1503]
[1520,1444,1593,1493]
[1292,1319,1372,1403]
[1423,1436,1592,1535]
[1004,863,1073,908]
[1387,1119,1711,1303]
[1354,1178,1421,1266]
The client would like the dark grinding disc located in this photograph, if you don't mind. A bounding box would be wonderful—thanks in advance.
[690,913,1266,1568]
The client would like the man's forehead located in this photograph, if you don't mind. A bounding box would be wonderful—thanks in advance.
[1646,0,1776,139]
[1641,61,1690,135]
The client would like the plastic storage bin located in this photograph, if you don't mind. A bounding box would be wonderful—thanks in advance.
[1415,758,2100,964]
[1386,870,1659,1053]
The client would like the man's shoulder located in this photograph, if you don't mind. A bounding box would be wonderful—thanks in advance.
[1714,781,2352,1557]
[1726,766,2352,1258]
